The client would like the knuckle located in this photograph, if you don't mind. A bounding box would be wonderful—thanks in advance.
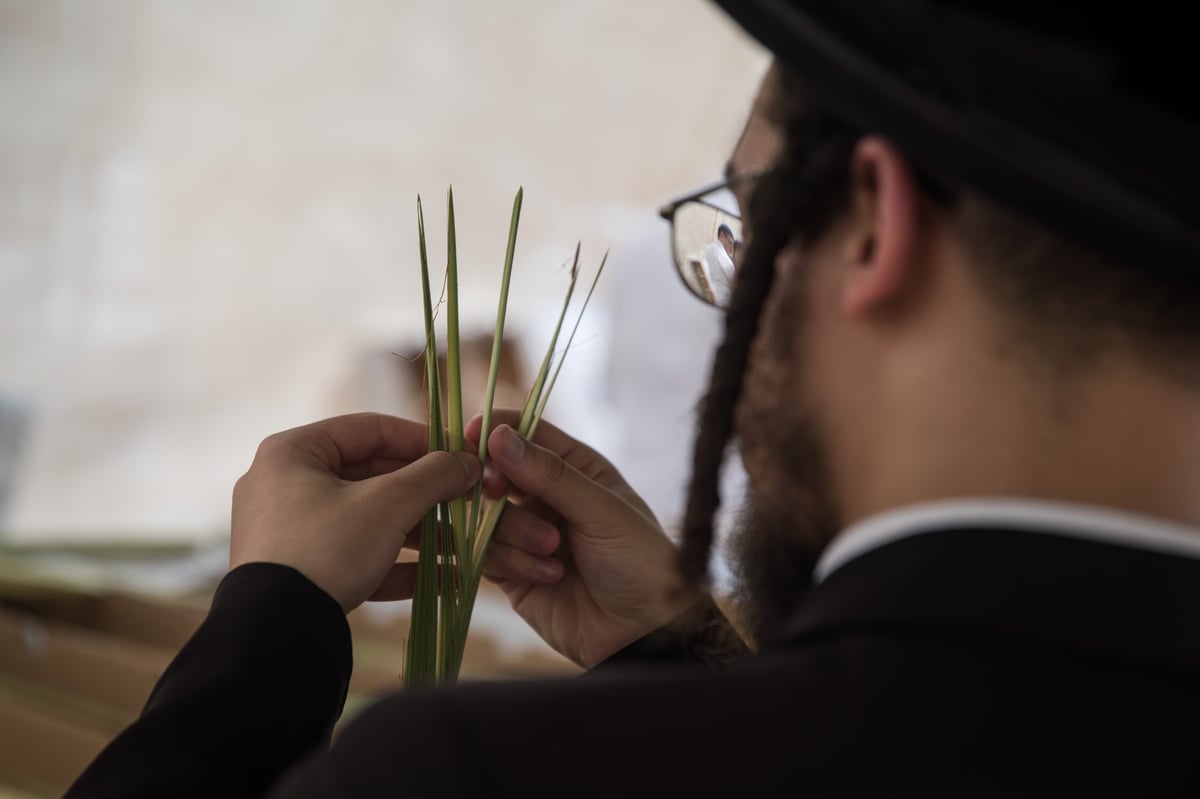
[426,449,459,471]
[536,449,569,486]
[255,431,288,459]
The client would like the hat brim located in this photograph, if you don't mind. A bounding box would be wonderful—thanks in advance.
[712,0,1200,279]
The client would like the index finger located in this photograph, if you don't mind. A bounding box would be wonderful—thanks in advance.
[282,412,433,473]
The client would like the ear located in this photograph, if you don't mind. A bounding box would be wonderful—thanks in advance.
[840,136,921,318]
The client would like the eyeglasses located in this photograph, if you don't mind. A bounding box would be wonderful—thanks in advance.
[658,169,765,308]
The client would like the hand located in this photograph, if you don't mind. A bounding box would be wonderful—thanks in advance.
[230,413,480,613]
[466,411,707,668]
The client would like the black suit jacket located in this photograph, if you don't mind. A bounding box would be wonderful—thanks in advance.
[64,527,1200,797]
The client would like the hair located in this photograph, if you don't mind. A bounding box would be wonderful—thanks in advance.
[678,66,858,585]
[955,197,1200,383]
[677,62,1200,587]
[717,223,734,239]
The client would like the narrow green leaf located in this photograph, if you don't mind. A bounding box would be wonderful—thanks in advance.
[404,195,443,688]
[445,187,465,453]
[518,242,580,435]
[465,187,523,562]
[530,248,609,436]
[444,188,469,602]
[446,564,484,678]
[473,248,608,558]
[435,501,453,680]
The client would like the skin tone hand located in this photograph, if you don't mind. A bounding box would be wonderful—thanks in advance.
[465,411,707,668]
[230,412,480,613]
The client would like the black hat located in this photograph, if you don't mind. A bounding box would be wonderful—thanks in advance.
[711,1,1199,282]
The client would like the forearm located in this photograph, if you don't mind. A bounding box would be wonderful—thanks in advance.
[65,562,353,799]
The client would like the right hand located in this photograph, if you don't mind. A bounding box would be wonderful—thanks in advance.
[465,412,706,668]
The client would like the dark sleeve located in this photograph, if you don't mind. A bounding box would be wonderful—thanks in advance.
[63,562,353,799]
[590,595,751,671]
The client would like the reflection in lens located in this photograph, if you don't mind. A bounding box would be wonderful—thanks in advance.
[673,202,742,308]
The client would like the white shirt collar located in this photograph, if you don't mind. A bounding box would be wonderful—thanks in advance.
[814,497,1200,583]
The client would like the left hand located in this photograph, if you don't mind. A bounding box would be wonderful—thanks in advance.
[230,412,481,612]
[462,412,705,667]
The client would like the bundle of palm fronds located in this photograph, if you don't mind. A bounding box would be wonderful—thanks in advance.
[402,187,605,687]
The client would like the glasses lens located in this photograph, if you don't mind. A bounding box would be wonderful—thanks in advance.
[672,200,743,308]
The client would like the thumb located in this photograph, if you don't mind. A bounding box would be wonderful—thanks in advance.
[487,424,616,528]
[359,450,481,531]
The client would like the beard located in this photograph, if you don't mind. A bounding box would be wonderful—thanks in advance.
[725,241,842,651]
[724,412,841,651]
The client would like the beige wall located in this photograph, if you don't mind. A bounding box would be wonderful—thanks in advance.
[0,2,768,557]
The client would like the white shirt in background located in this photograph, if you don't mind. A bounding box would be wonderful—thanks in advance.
[704,241,736,305]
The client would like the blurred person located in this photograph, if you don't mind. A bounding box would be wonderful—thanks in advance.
[704,222,738,305]
[66,2,1200,797]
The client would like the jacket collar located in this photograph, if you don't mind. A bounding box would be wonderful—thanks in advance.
[782,524,1200,674]
[816,498,1200,583]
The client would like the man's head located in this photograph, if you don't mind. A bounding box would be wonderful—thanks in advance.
[679,37,1200,647]
[717,224,735,258]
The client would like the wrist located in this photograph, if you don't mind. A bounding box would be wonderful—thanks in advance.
[592,594,751,671]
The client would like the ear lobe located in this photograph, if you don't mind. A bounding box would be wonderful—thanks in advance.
[841,137,920,318]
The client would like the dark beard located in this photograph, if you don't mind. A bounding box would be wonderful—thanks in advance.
[726,417,840,651]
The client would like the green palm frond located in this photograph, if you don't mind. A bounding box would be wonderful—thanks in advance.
[402,188,605,687]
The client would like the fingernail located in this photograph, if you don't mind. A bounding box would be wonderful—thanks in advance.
[497,425,525,463]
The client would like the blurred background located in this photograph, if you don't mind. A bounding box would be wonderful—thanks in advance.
[0,1,768,792]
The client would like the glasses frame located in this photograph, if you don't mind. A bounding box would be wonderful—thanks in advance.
[658,168,770,307]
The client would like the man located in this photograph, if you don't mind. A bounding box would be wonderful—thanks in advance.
[66,2,1200,797]
[704,222,738,305]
